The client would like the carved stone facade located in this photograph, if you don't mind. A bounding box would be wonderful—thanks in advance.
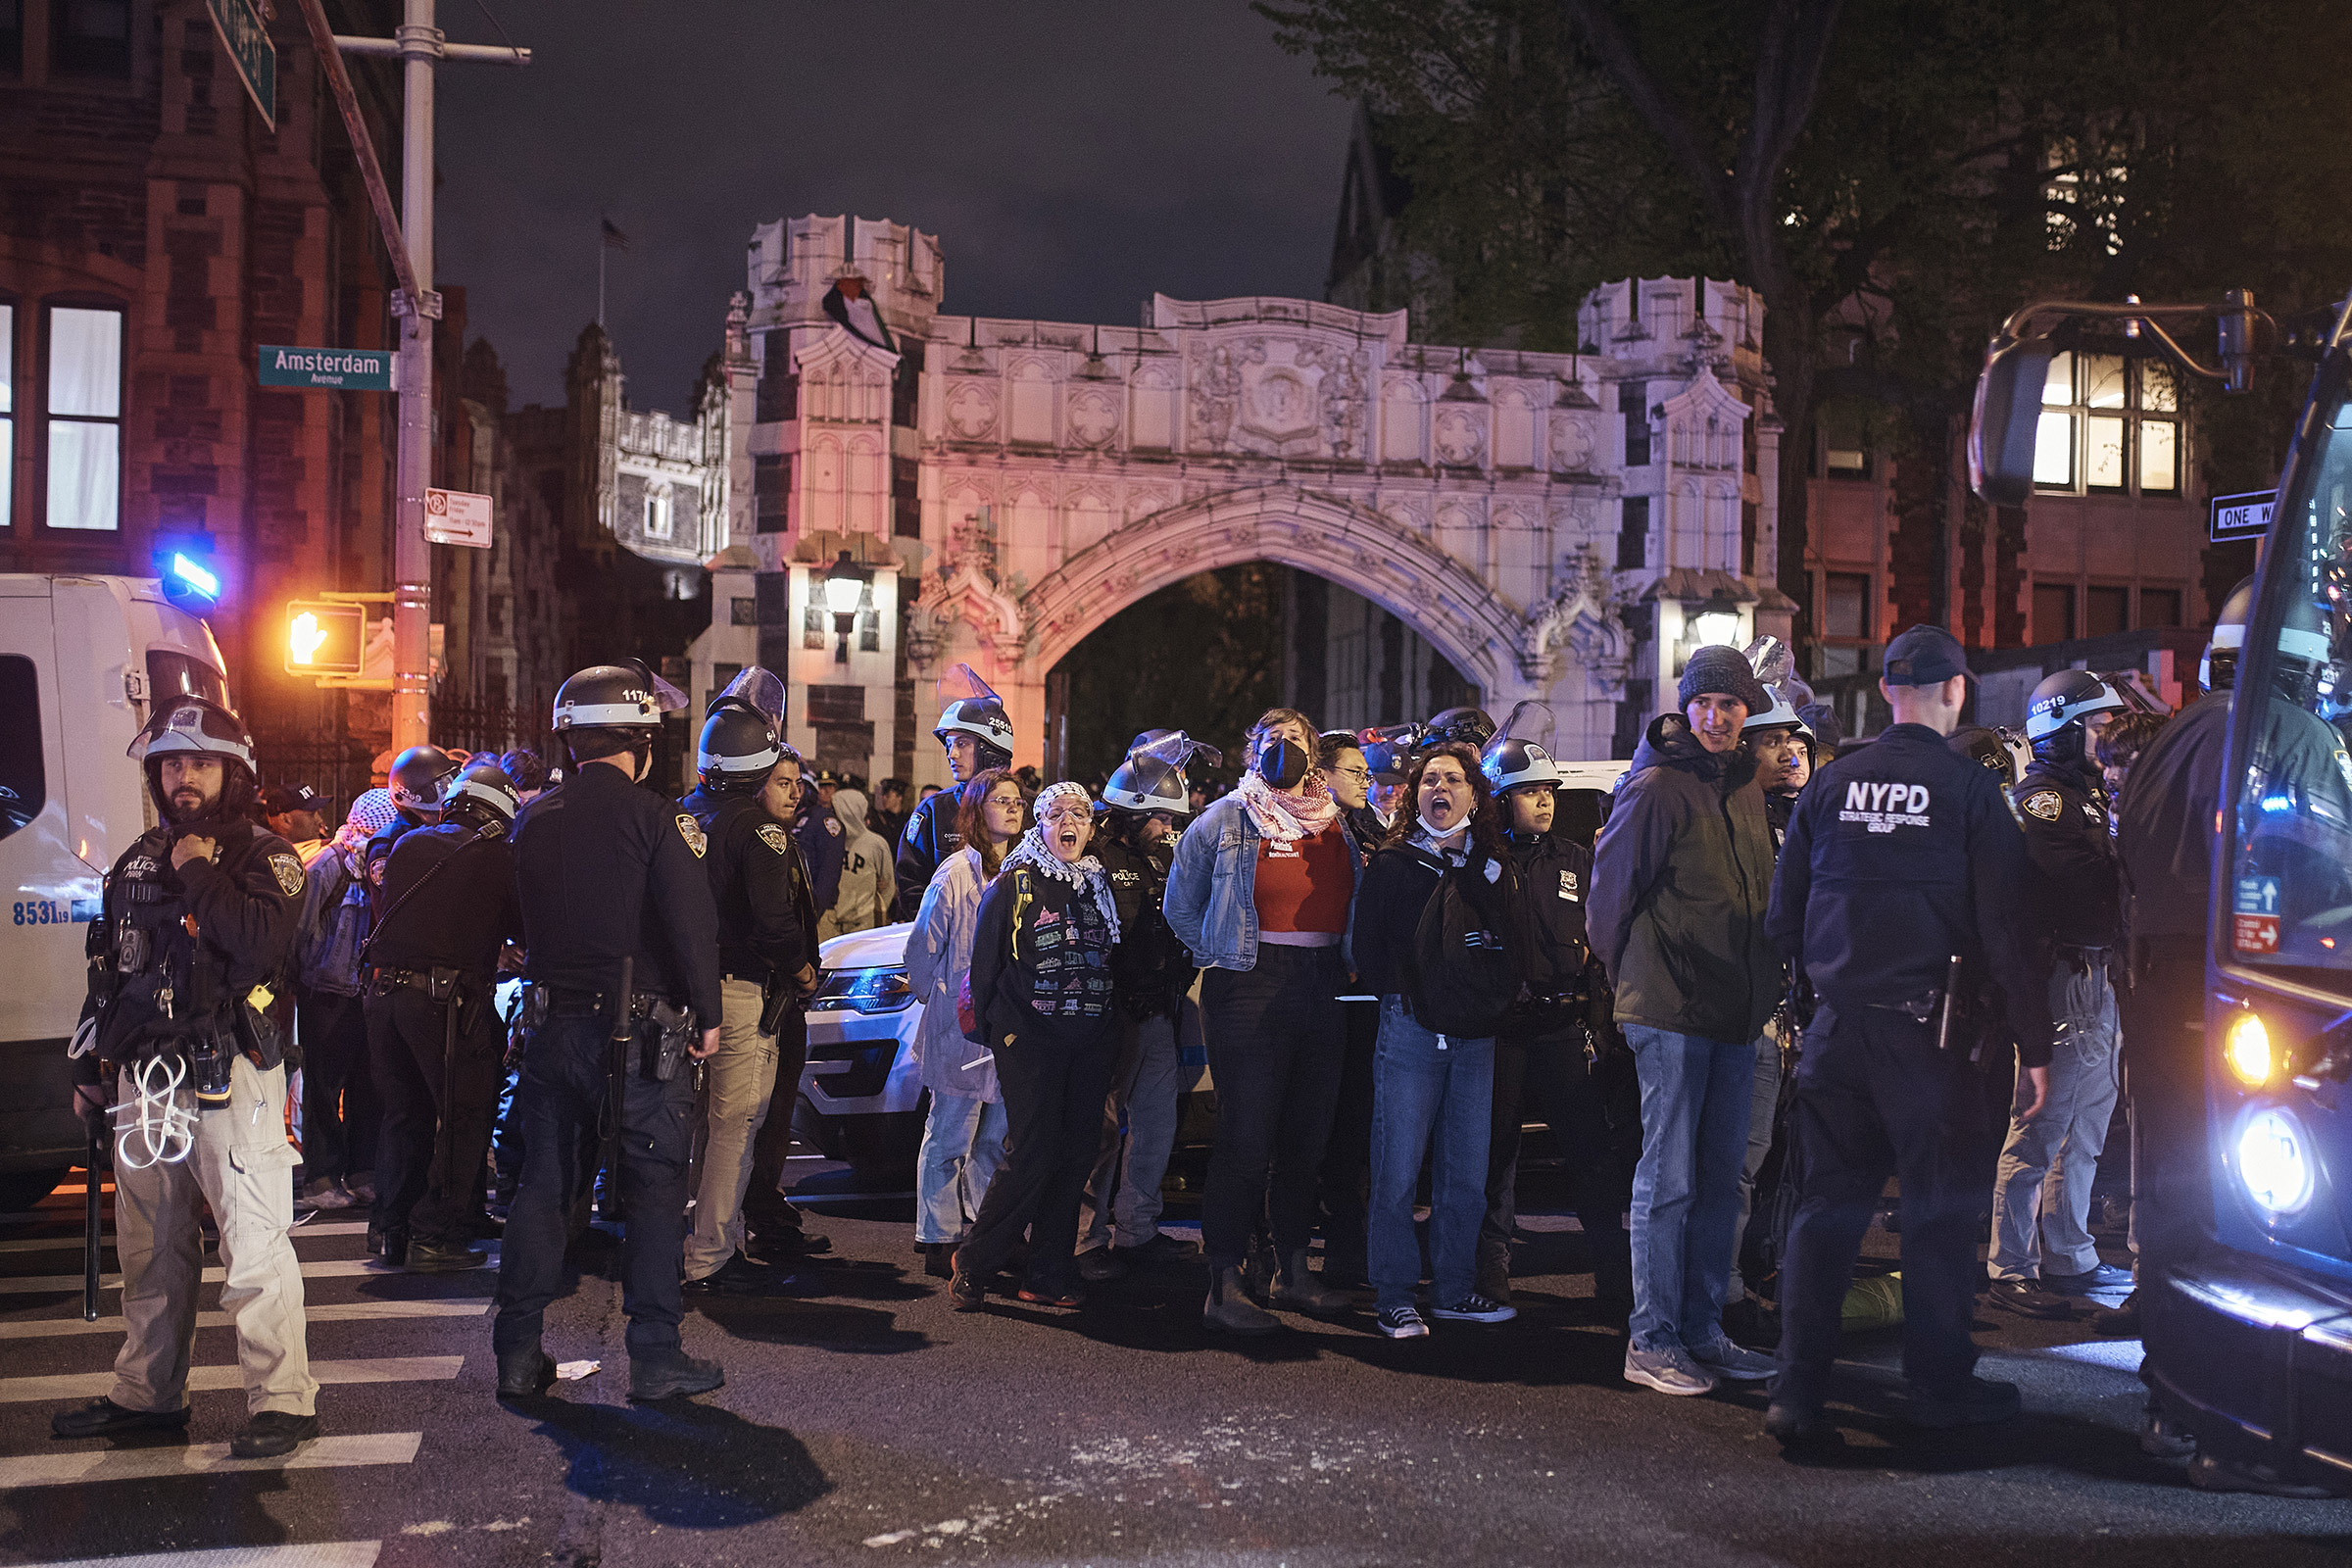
[707,213,1789,786]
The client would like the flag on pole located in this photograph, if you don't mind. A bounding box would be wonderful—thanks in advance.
[601,218,630,251]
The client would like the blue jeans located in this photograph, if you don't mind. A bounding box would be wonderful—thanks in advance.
[915,1091,1008,1246]
[1367,998,1494,1312]
[1624,1024,1755,1353]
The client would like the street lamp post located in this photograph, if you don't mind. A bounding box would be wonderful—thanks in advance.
[822,551,865,664]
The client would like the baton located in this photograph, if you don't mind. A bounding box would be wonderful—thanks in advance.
[82,1124,102,1322]
[1935,955,1963,1054]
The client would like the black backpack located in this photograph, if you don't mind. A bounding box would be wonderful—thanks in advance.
[1408,848,1523,1038]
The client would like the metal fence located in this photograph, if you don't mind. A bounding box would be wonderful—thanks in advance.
[249,725,377,818]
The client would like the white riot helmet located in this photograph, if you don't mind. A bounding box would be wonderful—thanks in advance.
[932,663,1014,763]
[1103,730,1219,815]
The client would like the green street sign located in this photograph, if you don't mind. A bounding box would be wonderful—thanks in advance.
[206,0,276,132]
[258,345,394,391]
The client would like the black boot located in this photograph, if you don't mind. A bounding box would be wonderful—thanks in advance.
[1202,1265,1279,1336]
[51,1397,190,1440]
[1269,1250,1349,1316]
[924,1242,956,1279]
[496,1348,558,1400]
[366,1224,408,1269]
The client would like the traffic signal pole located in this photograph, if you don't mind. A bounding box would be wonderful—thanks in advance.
[294,0,528,752]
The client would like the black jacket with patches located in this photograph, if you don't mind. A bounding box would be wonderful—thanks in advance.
[2013,760,2123,953]
[367,820,521,977]
[1767,721,2051,1066]
[86,817,302,1067]
[682,785,817,985]
[1096,830,1192,1019]
[511,761,722,1021]
[892,786,964,922]
[967,861,1117,1045]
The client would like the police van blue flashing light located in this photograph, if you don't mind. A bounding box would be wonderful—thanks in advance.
[162,551,220,610]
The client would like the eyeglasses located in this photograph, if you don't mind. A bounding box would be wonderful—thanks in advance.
[1328,766,1372,783]
[1041,804,1092,824]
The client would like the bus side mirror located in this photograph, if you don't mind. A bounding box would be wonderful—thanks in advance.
[1967,332,2055,508]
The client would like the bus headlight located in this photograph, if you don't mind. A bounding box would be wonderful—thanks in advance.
[2225,1012,2275,1088]
[2237,1107,2316,1219]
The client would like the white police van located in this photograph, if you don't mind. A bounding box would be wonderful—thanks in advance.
[0,573,229,1208]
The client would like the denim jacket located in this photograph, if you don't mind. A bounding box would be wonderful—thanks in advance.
[1162,792,1362,972]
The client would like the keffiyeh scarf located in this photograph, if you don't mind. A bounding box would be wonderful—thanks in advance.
[999,825,1122,942]
[1235,770,1342,844]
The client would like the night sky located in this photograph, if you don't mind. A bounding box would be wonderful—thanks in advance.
[432,2,1355,416]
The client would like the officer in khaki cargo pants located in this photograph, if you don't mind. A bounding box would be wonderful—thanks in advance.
[57,697,318,1458]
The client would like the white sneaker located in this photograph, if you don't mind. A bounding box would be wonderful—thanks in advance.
[1686,1335,1776,1381]
[1376,1305,1431,1340]
[1624,1344,1718,1396]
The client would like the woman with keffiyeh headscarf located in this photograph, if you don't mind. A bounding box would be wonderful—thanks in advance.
[951,782,1125,1311]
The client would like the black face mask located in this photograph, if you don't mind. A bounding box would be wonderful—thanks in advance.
[1256,738,1310,791]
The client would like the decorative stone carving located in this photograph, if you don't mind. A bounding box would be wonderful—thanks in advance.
[1068,386,1119,450]
[1519,545,1625,687]
[1190,346,1241,451]
[1245,368,1315,443]
[1320,352,1367,461]
[1434,406,1486,467]
[946,381,998,442]
[1548,413,1595,473]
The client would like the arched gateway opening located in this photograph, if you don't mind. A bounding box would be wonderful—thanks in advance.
[1017,486,1518,780]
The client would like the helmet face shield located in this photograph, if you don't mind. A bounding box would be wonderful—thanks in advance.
[716,665,787,725]
[128,696,255,771]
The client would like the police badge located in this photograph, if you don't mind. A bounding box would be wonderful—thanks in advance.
[2022,790,2063,821]
[675,813,709,858]
[269,854,305,898]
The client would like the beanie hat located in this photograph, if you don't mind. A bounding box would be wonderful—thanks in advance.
[1678,644,1770,715]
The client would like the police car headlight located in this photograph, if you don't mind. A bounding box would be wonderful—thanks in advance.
[808,966,914,1015]
[2237,1106,2316,1219]
[2225,1011,2276,1088]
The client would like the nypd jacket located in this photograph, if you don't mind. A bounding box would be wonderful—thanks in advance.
[681,784,816,985]
[1766,721,2051,1065]
[2012,760,2123,953]
[794,790,846,914]
[892,786,964,922]
[86,818,304,1067]
[511,760,723,1021]
[1589,714,1779,1045]
[1097,831,1191,1020]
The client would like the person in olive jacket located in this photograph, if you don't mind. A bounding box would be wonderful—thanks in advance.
[1588,645,1782,1398]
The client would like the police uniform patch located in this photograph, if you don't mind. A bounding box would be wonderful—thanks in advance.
[1559,869,1581,902]
[2022,789,2063,821]
[755,821,792,855]
[675,813,709,858]
[824,817,843,837]
[269,854,305,898]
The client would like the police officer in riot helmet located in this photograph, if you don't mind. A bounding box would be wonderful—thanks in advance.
[492,663,725,1402]
[1079,735,1205,1273]
[892,676,1016,919]
[1426,706,1497,751]
[361,763,522,1273]
[366,744,459,909]
[681,690,823,1291]
[1765,625,2051,1449]
[1984,669,2132,1319]
[56,695,319,1457]
[1741,691,1814,845]
[1476,734,1632,1314]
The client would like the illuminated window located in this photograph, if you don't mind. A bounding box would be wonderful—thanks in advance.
[44,304,122,531]
[643,485,672,541]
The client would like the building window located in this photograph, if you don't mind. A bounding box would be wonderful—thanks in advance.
[2034,581,2077,642]
[2085,583,2129,638]
[44,303,123,532]
[1616,495,1648,569]
[1822,571,1872,642]
[2033,351,2181,498]
[1817,405,1873,480]
[2140,586,2182,628]
[1620,382,1649,467]
[643,484,672,541]
[53,0,131,77]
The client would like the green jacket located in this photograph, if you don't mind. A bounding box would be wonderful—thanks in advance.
[1589,714,1780,1044]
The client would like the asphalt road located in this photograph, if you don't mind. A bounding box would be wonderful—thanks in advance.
[2,1163,2346,1568]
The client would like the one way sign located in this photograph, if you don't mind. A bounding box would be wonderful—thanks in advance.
[2209,489,2276,543]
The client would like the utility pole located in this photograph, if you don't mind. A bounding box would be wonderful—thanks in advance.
[297,0,528,753]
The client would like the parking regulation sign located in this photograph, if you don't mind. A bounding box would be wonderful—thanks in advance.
[424,488,493,549]
[2234,873,2281,954]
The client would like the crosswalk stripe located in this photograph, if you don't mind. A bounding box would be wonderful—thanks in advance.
[0,1254,495,1295]
[32,1542,380,1568]
[0,1357,463,1405]
[0,1432,420,1489]
[6,1298,491,1340]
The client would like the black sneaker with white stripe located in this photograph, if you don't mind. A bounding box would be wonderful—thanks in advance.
[1432,1293,1516,1324]
[1376,1304,1430,1339]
